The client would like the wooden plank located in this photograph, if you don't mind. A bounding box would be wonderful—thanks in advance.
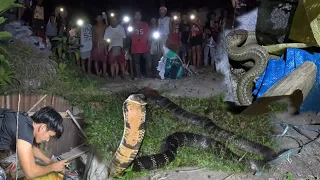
[242,61,317,115]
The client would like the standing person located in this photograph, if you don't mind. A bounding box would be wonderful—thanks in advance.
[189,10,203,68]
[46,13,58,40]
[104,17,127,79]
[17,0,29,22]
[32,0,45,37]
[129,10,152,79]
[203,12,219,69]
[179,14,191,64]
[158,6,171,56]
[79,19,93,74]
[0,107,67,179]
[92,14,108,79]
[167,12,181,54]
[150,18,161,78]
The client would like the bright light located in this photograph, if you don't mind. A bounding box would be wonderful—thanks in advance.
[60,8,64,12]
[123,16,130,23]
[106,38,111,43]
[77,19,84,26]
[190,14,195,20]
[153,31,160,39]
[127,26,133,32]
[110,13,115,17]
[173,15,178,20]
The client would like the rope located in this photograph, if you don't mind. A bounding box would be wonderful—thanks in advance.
[15,93,21,180]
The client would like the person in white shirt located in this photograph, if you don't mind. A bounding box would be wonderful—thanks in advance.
[104,17,127,78]
[79,20,93,74]
[158,6,171,56]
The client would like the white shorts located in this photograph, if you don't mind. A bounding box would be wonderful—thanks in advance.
[80,51,91,60]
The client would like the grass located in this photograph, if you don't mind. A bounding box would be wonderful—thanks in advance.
[0,43,288,179]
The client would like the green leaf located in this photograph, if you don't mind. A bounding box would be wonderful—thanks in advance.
[0,17,6,24]
[0,45,9,54]
[0,31,12,39]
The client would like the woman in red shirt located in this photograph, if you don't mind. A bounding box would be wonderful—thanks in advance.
[167,12,181,54]
[129,10,152,79]
[189,10,203,68]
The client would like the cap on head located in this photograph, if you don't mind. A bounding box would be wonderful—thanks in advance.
[159,6,167,13]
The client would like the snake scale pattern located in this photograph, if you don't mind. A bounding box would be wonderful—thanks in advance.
[108,94,147,177]
[226,30,269,106]
[109,89,277,177]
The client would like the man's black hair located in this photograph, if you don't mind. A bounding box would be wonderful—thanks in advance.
[31,106,64,139]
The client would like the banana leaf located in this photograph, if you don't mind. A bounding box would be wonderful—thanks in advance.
[0,0,24,15]
[0,31,12,40]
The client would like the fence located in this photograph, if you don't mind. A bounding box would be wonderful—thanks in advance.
[0,94,85,157]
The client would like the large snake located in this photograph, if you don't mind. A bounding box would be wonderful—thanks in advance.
[108,94,147,177]
[109,89,277,177]
[226,30,269,106]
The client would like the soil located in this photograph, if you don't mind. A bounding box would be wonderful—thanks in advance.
[102,67,320,180]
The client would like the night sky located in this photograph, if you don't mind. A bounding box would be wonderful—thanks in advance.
[44,0,232,22]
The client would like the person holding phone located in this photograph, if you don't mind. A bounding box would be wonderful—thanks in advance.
[0,107,67,179]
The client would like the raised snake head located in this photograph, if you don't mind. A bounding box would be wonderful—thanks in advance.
[126,94,147,105]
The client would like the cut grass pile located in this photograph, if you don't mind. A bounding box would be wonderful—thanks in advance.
[0,43,288,179]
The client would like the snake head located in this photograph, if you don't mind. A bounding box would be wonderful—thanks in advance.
[126,94,147,105]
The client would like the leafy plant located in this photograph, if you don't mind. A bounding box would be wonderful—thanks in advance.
[50,36,80,63]
[57,63,66,73]
[283,172,294,180]
[0,55,14,86]
[0,0,24,40]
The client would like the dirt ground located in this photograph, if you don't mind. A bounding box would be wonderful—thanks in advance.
[102,67,320,180]
[101,67,224,98]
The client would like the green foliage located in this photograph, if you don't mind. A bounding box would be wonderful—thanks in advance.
[0,0,24,40]
[283,172,294,180]
[57,63,66,73]
[0,54,14,86]
[0,0,24,15]
[50,36,80,63]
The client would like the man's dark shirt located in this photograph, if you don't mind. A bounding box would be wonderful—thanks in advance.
[0,112,34,150]
[179,23,191,44]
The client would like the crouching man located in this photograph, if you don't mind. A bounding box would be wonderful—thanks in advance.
[0,106,68,179]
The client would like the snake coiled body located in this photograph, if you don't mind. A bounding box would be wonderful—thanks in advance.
[132,132,264,172]
[138,88,277,160]
[226,30,269,105]
[109,89,276,176]
[108,94,147,177]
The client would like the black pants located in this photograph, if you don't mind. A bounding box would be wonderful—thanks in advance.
[151,54,161,78]
[132,52,152,78]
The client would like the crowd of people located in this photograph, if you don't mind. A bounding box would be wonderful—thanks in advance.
[74,7,228,80]
[16,1,229,81]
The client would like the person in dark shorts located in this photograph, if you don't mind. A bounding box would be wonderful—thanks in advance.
[0,106,67,179]
[179,14,191,64]
[189,10,203,68]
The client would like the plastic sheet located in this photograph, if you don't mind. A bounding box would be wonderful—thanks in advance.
[254,48,320,112]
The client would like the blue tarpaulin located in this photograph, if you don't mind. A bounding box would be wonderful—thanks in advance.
[253,48,320,112]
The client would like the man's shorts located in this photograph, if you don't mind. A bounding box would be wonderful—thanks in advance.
[108,49,126,65]
[80,50,91,60]
[189,35,203,47]
[180,43,190,53]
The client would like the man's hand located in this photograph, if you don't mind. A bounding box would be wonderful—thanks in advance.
[49,160,69,172]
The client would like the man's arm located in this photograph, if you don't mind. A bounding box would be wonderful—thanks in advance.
[17,140,67,179]
[32,145,53,164]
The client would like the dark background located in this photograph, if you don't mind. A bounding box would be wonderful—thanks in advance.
[43,0,233,23]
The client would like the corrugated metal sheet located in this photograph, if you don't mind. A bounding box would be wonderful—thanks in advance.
[0,94,85,157]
